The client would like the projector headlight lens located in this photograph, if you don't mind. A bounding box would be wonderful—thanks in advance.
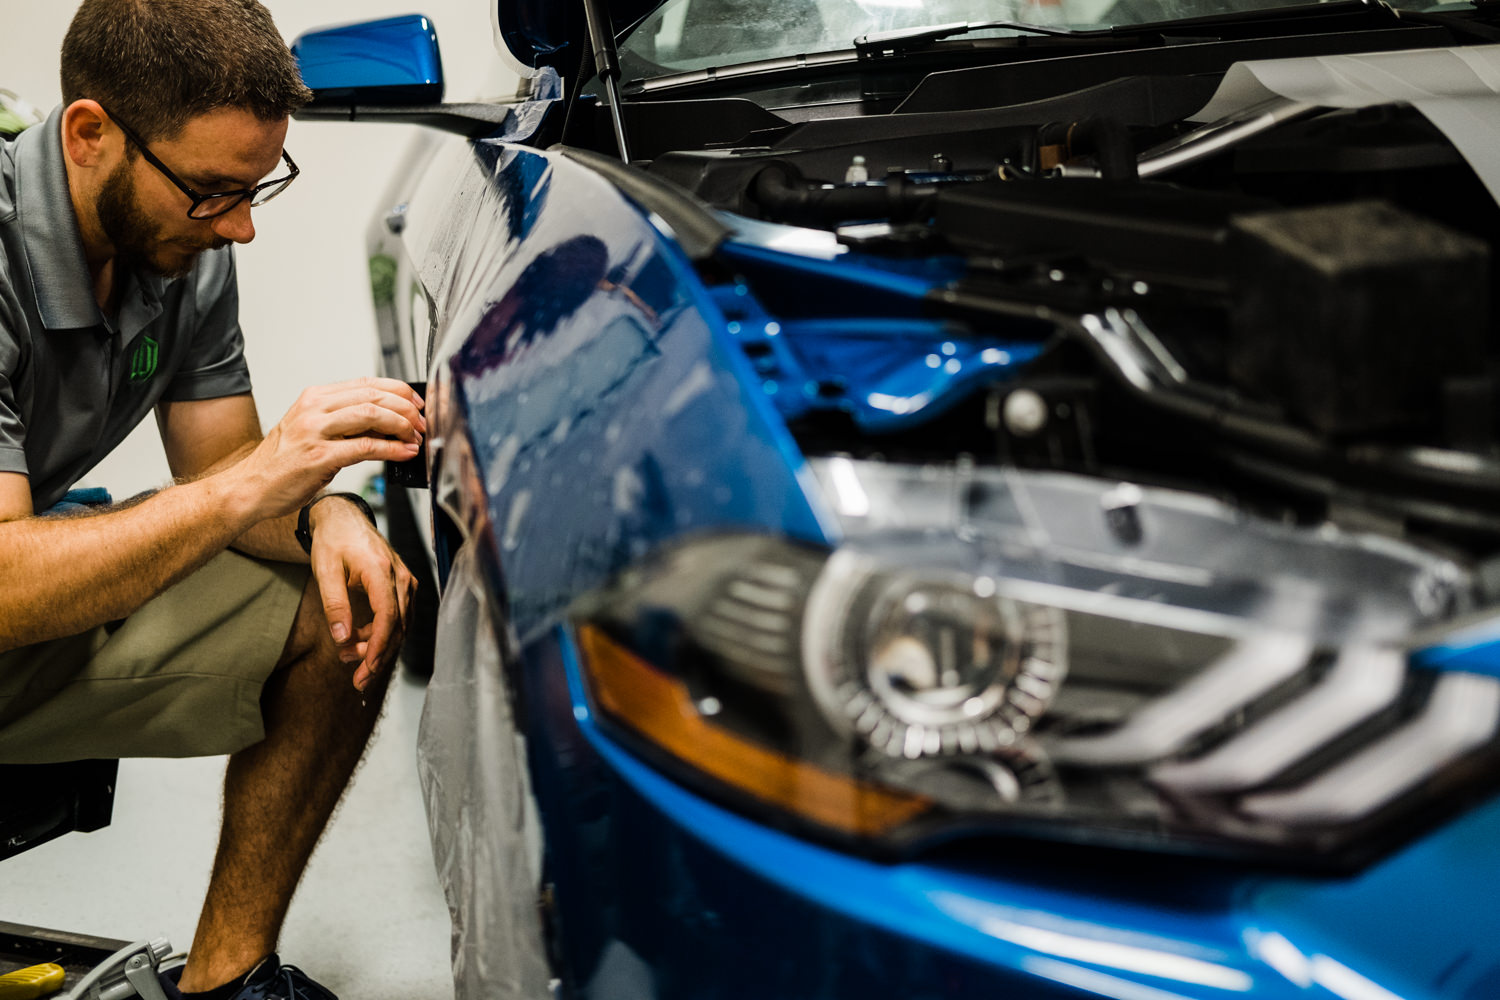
[805,552,1067,759]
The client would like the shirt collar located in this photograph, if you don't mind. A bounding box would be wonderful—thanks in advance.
[16,106,168,332]
[15,107,100,330]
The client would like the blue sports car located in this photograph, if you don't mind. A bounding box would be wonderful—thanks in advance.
[295,2,1500,997]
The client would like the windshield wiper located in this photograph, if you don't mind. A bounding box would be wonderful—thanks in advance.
[1357,0,1500,42]
[854,19,1112,57]
[852,0,1487,57]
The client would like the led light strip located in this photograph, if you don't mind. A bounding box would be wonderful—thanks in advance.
[1048,632,1313,766]
[1148,646,1406,793]
[1239,671,1500,824]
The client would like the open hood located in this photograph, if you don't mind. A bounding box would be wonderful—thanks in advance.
[495,0,659,72]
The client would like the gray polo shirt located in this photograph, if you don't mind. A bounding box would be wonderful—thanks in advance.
[0,106,253,512]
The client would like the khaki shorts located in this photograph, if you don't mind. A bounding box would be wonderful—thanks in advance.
[0,550,309,763]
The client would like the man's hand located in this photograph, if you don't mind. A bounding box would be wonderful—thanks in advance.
[181,377,426,687]
[308,497,416,690]
[230,378,425,521]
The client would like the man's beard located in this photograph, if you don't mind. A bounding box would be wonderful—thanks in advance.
[96,159,227,280]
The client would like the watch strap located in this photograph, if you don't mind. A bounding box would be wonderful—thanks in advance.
[295,492,376,555]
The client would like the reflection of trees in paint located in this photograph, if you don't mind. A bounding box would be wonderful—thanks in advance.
[459,235,610,373]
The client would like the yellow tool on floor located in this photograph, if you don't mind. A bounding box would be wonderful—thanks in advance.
[0,963,65,1000]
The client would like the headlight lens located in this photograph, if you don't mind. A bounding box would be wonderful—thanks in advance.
[805,552,1068,759]
[570,460,1500,864]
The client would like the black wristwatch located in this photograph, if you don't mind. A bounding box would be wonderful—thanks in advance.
[295,492,377,555]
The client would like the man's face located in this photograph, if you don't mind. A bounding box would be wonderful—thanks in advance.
[95,154,214,280]
[99,107,289,279]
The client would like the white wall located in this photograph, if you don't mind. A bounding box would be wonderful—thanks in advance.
[0,0,519,496]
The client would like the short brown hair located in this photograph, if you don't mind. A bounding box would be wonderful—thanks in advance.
[60,0,312,142]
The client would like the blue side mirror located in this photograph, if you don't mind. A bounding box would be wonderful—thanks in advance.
[292,14,444,106]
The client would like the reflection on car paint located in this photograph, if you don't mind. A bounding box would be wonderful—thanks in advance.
[436,148,829,640]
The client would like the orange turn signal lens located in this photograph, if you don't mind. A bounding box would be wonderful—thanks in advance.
[577,624,931,838]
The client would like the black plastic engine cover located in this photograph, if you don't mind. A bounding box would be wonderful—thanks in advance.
[933,181,1491,438]
[1229,200,1490,436]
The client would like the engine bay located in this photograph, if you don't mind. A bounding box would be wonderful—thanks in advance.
[631,69,1500,562]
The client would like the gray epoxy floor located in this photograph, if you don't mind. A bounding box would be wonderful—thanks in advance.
[0,670,454,1000]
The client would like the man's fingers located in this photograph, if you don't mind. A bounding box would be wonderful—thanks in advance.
[306,385,426,434]
[303,377,424,411]
[352,644,375,692]
[315,560,355,649]
[361,591,398,675]
[397,571,415,625]
[353,568,401,691]
[318,401,424,445]
[388,556,414,625]
[324,436,421,468]
[314,541,413,693]
[352,376,425,405]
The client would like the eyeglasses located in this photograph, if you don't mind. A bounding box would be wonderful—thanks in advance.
[103,107,299,220]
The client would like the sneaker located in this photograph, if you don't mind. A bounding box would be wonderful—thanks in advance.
[158,955,337,1000]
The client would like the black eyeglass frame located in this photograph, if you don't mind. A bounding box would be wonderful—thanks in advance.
[103,107,299,220]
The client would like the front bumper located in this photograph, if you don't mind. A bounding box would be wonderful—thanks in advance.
[519,625,1500,1000]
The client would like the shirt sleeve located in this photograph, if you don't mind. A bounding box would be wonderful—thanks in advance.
[160,246,254,402]
[0,243,29,476]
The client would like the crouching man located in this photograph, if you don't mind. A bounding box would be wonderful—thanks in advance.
[0,2,424,998]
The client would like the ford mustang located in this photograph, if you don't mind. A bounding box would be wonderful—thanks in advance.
[295,1,1500,997]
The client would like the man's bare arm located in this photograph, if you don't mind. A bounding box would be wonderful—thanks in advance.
[0,378,423,654]
[158,393,306,561]
[0,469,263,652]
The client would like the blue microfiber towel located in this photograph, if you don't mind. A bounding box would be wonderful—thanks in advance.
[43,487,114,515]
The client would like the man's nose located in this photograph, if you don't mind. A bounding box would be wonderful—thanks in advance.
[210,198,256,245]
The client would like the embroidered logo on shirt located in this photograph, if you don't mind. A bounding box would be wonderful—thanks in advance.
[128,336,159,383]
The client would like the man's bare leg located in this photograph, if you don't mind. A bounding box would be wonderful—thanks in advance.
[176,578,391,992]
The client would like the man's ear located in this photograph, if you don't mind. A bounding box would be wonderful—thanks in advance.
[60,100,115,169]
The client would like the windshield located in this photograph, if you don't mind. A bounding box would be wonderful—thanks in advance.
[620,0,1456,75]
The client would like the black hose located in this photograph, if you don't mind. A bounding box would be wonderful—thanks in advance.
[750,162,939,226]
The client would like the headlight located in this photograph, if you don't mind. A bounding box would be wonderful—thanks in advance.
[570,459,1500,865]
[804,550,1068,760]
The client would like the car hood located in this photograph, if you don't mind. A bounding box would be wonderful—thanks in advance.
[495,0,659,71]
